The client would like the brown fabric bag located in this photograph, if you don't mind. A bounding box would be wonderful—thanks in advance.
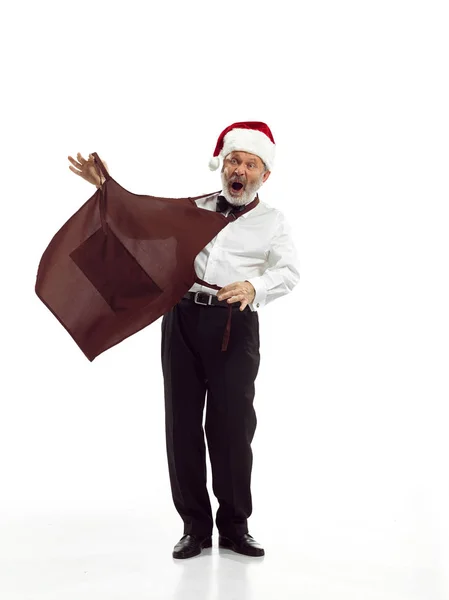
[35,152,259,361]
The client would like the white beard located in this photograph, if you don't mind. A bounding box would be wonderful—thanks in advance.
[220,171,265,207]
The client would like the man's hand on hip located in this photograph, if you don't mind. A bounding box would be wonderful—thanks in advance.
[217,281,256,311]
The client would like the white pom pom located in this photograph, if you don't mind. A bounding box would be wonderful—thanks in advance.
[208,156,220,171]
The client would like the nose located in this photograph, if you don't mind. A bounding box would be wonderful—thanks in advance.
[234,164,246,177]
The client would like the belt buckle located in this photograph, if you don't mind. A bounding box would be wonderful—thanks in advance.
[194,292,213,306]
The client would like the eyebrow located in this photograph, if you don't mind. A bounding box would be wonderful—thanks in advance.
[229,153,259,163]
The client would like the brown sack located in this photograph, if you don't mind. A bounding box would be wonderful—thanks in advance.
[35,152,259,361]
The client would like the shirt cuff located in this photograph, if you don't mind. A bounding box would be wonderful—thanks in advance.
[245,277,267,311]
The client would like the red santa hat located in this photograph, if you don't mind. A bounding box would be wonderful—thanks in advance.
[208,121,276,171]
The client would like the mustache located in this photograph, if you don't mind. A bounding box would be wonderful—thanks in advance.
[228,175,246,184]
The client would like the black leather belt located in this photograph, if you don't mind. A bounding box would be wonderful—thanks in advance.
[182,291,239,308]
[181,291,243,351]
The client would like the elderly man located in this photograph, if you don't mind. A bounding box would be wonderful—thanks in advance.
[161,121,300,559]
[68,121,299,560]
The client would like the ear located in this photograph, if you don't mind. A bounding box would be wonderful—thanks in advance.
[262,170,271,183]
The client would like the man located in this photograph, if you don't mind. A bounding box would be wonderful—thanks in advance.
[68,121,300,560]
[160,122,300,559]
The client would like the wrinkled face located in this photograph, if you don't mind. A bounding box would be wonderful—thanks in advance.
[220,151,271,206]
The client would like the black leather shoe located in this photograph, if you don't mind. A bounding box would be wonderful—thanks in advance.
[218,533,265,557]
[172,534,212,559]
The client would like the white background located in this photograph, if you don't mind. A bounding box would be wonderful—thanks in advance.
[1,1,448,598]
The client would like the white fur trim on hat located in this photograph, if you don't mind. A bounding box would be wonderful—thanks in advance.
[221,128,275,170]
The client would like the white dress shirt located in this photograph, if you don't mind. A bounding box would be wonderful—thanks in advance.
[189,192,300,312]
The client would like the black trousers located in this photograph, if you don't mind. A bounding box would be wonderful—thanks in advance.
[161,297,260,538]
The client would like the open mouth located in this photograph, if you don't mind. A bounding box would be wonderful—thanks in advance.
[231,182,244,191]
